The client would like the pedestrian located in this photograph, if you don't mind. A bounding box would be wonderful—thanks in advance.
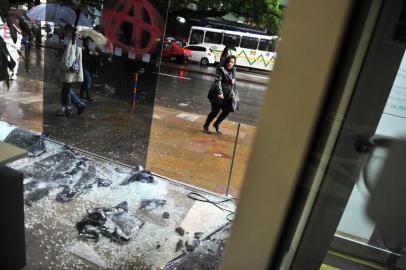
[203,55,238,134]
[33,21,41,47]
[220,46,231,63]
[18,14,35,73]
[21,33,31,72]
[0,17,22,80]
[44,23,52,39]
[58,28,86,117]
[79,37,94,102]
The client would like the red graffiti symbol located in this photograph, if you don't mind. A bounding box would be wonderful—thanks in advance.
[102,0,164,56]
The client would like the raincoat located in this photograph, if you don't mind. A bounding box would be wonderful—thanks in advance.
[59,42,83,83]
[207,63,236,104]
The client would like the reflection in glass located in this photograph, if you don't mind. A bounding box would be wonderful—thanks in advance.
[43,0,168,167]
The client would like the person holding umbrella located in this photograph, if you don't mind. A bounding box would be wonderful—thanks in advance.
[58,24,86,117]
[79,37,95,102]
[26,3,92,28]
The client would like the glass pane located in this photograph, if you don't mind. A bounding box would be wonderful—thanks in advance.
[148,5,273,196]
[1,0,285,268]
[284,3,406,268]
[190,29,204,45]
[333,51,406,266]
[223,34,241,48]
[40,0,167,168]
[204,31,223,44]
[240,36,258,50]
[258,39,276,52]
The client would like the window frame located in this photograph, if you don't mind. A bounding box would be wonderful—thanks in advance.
[190,29,204,45]
[258,39,276,52]
[240,36,259,50]
[223,33,242,48]
[204,31,223,45]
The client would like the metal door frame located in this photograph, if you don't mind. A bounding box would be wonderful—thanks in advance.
[220,0,355,269]
[221,0,406,269]
[287,0,405,269]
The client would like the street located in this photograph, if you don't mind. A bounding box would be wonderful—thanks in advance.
[0,45,260,196]
[155,63,268,126]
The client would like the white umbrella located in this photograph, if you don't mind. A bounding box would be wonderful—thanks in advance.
[27,4,92,27]
[79,28,107,49]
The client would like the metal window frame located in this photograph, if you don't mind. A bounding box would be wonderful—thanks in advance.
[277,0,385,268]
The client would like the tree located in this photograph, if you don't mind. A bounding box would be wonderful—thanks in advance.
[18,0,283,34]
[167,0,283,35]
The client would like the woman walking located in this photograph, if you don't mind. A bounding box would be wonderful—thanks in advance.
[203,55,238,134]
[58,29,86,117]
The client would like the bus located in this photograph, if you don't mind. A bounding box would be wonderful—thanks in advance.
[187,26,279,71]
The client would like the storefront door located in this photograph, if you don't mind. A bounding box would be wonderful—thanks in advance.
[221,0,406,269]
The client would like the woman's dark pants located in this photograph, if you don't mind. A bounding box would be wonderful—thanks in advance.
[80,68,92,99]
[61,83,71,108]
[204,101,231,128]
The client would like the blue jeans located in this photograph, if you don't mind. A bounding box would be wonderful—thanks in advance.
[62,83,86,110]
[68,89,86,109]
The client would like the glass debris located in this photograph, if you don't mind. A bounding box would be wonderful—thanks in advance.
[3,123,235,269]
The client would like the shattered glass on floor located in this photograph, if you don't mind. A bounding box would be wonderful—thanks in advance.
[2,122,236,269]
[163,223,232,270]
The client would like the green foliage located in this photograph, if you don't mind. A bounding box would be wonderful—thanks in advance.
[168,0,283,35]
[265,0,283,35]
[16,0,282,34]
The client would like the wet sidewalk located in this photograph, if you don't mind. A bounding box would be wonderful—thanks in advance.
[147,107,256,197]
[0,47,256,197]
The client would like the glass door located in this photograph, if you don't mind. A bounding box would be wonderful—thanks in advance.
[278,0,406,269]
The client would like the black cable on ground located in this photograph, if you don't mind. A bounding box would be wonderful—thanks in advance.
[187,192,237,222]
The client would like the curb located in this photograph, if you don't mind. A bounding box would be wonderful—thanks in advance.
[160,63,269,86]
[185,68,268,86]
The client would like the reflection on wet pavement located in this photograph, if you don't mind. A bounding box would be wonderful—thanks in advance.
[0,57,44,132]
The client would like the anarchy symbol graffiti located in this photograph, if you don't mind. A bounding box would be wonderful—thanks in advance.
[102,0,164,56]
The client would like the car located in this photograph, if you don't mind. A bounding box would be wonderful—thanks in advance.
[162,40,192,64]
[184,45,216,66]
